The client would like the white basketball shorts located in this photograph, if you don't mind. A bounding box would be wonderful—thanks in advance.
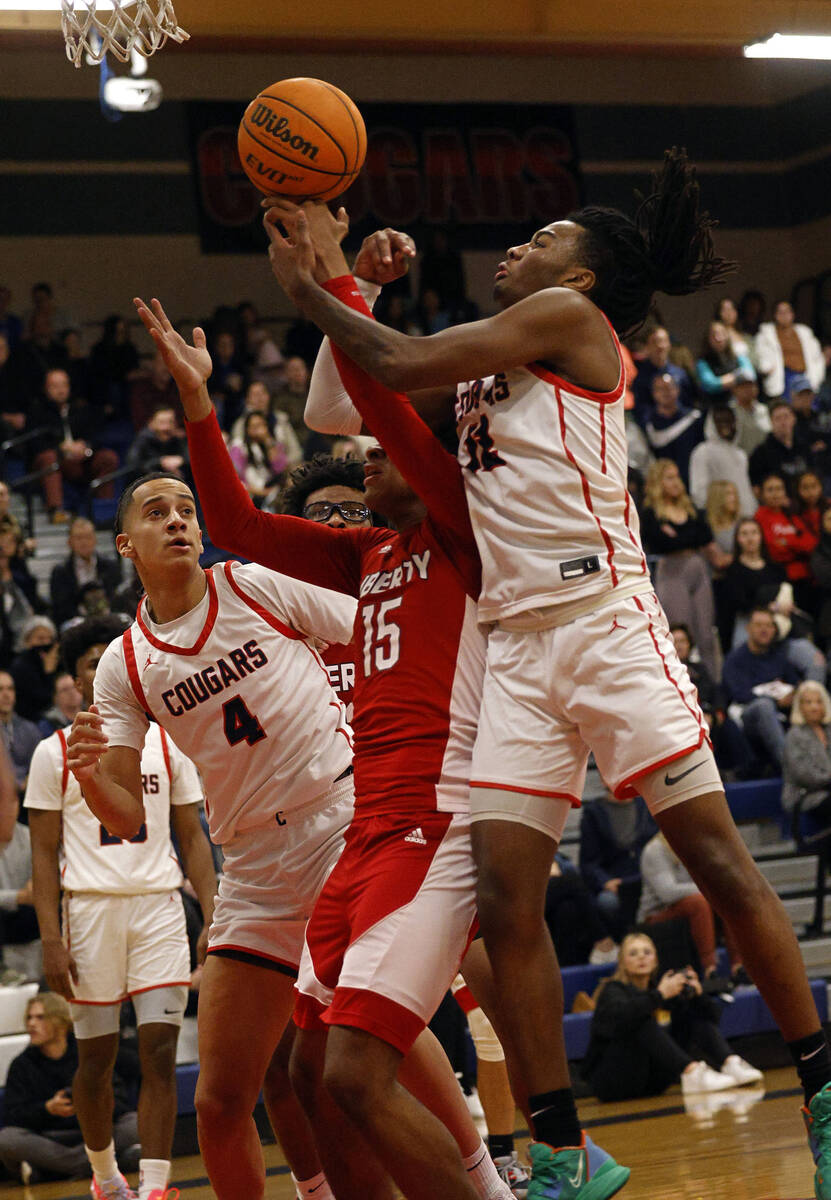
[208,772,355,974]
[66,889,190,1011]
[294,810,477,1054]
[470,591,717,837]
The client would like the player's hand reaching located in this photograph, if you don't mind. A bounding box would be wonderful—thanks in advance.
[133,297,213,404]
[66,705,108,786]
[42,937,79,1000]
[353,228,416,286]
[264,206,319,302]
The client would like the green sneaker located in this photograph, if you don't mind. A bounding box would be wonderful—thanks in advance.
[527,1136,630,1200]
[803,1081,831,1199]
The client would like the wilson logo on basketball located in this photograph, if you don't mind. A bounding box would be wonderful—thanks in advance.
[249,104,320,160]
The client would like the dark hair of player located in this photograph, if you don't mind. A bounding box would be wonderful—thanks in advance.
[114,471,188,535]
[281,454,366,517]
[567,147,736,337]
[61,614,131,678]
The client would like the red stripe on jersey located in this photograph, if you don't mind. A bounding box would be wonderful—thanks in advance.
[159,727,172,784]
[136,568,220,655]
[222,561,303,640]
[123,629,154,718]
[57,729,69,795]
[555,385,618,587]
[599,404,608,475]
[623,490,649,575]
[528,315,625,403]
[634,595,708,738]
[470,779,581,806]
[614,737,708,800]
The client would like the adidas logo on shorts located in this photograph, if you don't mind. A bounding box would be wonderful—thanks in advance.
[404,827,427,845]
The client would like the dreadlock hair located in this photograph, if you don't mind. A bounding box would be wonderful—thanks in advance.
[567,147,736,338]
[281,454,366,518]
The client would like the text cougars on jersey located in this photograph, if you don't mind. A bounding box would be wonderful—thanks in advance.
[359,551,431,598]
[161,640,267,717]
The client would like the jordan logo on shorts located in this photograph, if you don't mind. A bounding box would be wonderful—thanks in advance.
[404,827,427,845]
[608,615,626,634]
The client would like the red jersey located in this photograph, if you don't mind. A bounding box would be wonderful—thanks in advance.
[321,640,356,720]
[187,279,484,818]
[754,504,818,582]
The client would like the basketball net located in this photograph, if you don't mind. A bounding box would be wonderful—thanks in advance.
[61,0,189,67]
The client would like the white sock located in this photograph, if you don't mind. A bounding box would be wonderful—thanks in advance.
[139,1158,170,1199]
[291,1169,334,1200]
[86,1140,118,1183]
[462,1139,512,1199]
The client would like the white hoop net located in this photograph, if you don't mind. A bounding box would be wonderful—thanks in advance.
[61,0,189,68]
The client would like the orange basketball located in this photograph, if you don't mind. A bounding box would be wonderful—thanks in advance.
[237,77,366,201]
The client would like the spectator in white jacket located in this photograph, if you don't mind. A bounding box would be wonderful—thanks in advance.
[755,301,825,400]
[689,407,756,517]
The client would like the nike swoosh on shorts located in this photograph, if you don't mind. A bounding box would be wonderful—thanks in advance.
[664,760,705,787]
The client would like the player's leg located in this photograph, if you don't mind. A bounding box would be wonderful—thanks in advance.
[451,966,526,1190]
[72,1021,133,1194]
[67,895,136,1196]
[195,952,296,1200]
[471,816,574,1112]
[315,811,501,1200]
[134,1018,180,1198]
[324,1024,480,1200]
[289,1023,397,1200]
[127,891,191,1200]
[264,1023,346,1200]
[398,1026,514,1200]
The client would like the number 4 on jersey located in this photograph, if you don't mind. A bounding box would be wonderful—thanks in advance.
[222,694,267,747]
[464,415,506,473]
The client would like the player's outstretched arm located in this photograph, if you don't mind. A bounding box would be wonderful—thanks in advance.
[133,297,213,423]
[67,707,146,840]
[28,809,79,999]
[264,207,599,392]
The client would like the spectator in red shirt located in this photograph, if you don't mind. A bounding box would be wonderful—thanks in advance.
[755,473,819,616]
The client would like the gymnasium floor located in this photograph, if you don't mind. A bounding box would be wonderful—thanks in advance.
[0,1066,815,1199]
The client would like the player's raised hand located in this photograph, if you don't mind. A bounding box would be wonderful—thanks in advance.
[264,207,317,302]
[66,706,108,786]
[133,297,212,395]
[42,938,79,1000]
[263,199,351,285]
[353,228,416,286]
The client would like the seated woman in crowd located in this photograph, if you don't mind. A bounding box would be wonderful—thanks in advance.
[638,831,746,985]
[793,468,828,545]
[696,320,756,403]
[755,472,820,618]
[582,934,762,1103]
[228,411,289,509]
[714,297,752,361]
[782,680,831,826]
[706,480,739,652]
[640,458,726,677]
[721,515,825,682]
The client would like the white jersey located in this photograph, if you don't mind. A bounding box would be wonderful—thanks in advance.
[455,337,651,626]
[25,723,202,895]
[94,561,355,845]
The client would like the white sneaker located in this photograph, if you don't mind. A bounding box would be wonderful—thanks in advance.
[681,1061,736,1095]
[464,1087,485,1120]
[494,1152,530,1196]
[720,1054,764,1086]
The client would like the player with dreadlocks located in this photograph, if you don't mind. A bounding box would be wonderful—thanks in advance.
[260,147,831,1200]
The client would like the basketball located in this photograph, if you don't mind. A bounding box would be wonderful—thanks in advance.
[237,77,366,201]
